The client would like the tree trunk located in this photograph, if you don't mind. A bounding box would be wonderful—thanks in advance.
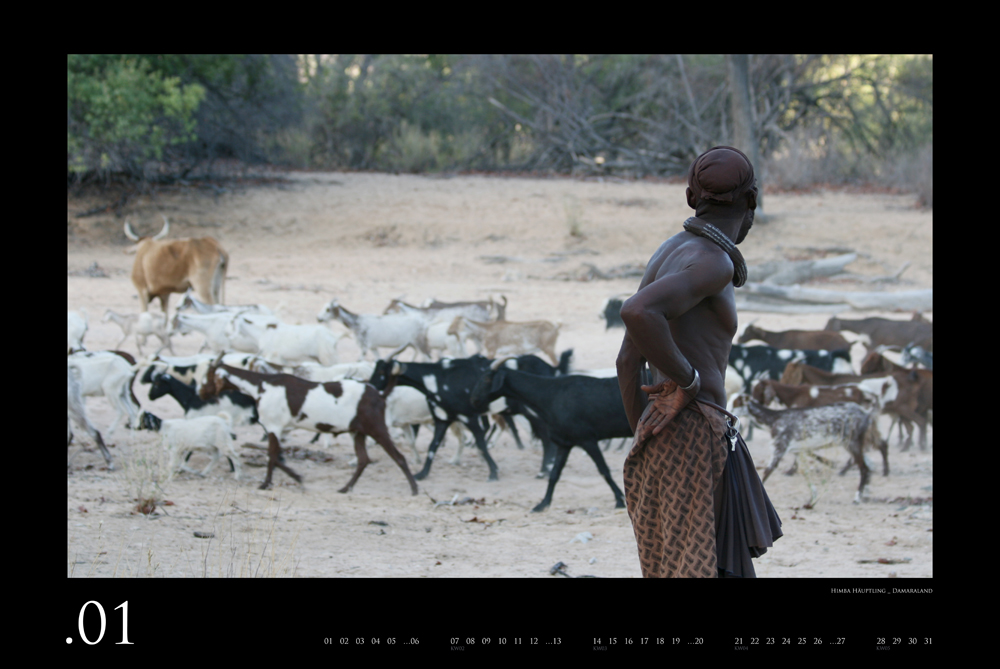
[726,54,763,213]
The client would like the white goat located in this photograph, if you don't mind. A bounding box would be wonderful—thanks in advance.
[171,311,278,354]
[67,351,145,436]
[147,413,242,482]
[68,310,88,354]
[385,296,506,322]
[177,290,275,317]
[171,312,241,354]
[317,299,430,360]
[290,360,376,382]
[67,365,112,468]
[230,316,346,366]
[383,298,502,358]
[102,309,175,355]
[425,319,468,358]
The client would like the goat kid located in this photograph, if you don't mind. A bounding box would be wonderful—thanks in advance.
[102,309,175,356]
[142,412,242,482]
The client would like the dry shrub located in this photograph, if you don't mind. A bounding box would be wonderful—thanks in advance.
[378,121,486,173]
[563,194,585,238]
[201,491,300,578]
[765,129,933,209]
[115,434,170,517]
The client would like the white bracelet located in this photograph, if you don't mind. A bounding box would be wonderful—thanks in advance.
[681,369,700,392]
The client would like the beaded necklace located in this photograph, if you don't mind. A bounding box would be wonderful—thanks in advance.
[682,217,747,288]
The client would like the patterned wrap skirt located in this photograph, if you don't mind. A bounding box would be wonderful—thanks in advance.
[623,400,782,578]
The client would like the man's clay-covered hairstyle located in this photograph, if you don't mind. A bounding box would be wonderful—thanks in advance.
[687,146,758,244]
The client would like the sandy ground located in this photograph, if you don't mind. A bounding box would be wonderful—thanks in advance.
[67,172,933,588]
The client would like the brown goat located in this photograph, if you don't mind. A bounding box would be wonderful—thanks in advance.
[751,378,890,411]
[448,316,561,365]
[780,361,930,451]
[740,324,851,352]
[824,316,933,352]
[860,352,933,450]
[124,216,228,319]
[200,359,418,494]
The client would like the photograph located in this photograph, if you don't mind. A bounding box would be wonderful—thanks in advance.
[66,54,935,656]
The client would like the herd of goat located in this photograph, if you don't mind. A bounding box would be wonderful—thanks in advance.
[67,220,933,510]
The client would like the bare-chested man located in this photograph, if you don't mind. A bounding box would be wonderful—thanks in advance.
[616,146,782,578]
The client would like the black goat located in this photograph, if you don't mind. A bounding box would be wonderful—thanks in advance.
[470,361,631,512]
[147,370,260,431]
[600,297,626,329]
[482,350,574,477]
[729,343,852,394]
[369,356,501,481]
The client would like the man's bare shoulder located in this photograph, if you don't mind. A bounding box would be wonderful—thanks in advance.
[650,232,734,283]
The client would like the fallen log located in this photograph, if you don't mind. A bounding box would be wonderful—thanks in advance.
[747,253,857,285]
[735,298,852,314]
[737,282,933,311]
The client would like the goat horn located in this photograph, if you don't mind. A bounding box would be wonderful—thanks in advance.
[152,216,170,241]
[123,221,140,241]
[490,356,517,371]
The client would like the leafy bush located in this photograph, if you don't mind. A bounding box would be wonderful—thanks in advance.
[68,56,204,180]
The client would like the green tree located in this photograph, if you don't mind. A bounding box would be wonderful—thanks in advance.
[67,55,204,180]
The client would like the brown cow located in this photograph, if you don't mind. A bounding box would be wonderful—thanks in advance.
[124,216,228,319]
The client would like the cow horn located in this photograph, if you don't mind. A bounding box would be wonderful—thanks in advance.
[153,216,170,241]
[123,221,140,241]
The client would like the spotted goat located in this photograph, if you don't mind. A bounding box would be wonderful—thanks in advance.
[733,396,888,504]
[200,359,418,494]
